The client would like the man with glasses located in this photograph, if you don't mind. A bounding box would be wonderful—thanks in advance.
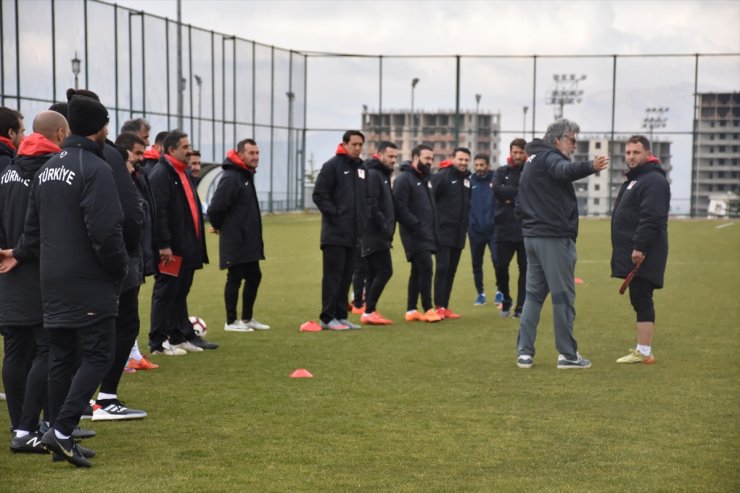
[515,119,608,370]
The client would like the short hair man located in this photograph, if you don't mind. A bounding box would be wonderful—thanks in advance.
[493,139,529,317]
[0,111,68,453]
[148,129,214,353]
[468,152,497,307]
[0,107,25,171]
[311,130,368,330]
[207,138,269,332]
[516,118,608,369]
[358,141,398,325]
[611,135,669,364]
[431,147,472,320]
[393,144,442,323]
[188,150,202,186]
[142,131,169,173]
[3,95,128,466]
[120,118,151,146]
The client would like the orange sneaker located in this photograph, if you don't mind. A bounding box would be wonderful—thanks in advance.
[127,358,144,370]
[138,355,159,369]
[361,311,393,325]
[424,309,442,322]
[435,307,447,320]
[443,308,461,319]
[404,310,426,322]
[351,304,366,315]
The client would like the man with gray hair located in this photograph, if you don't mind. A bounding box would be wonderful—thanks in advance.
[120,118,151,147]
[515,119,608,369]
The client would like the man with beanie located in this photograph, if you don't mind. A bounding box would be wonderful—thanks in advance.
[1,95,128,467]
[515,119,608,370]
[0,107,25,172]
[468,153,497,307]
[312,130,368,331]
[0,111,67,453]
[208,139,269,332]
[148,129,214,353]
[393,144,442,323]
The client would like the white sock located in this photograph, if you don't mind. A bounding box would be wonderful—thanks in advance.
[406,310,417,314]
[129,340,142,361]
[97,392,117,401]
[15,430,30,438]
[54,429,70,440]
[636,344,651,356]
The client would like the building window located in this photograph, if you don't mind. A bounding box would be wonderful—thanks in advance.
[594,198,600,205]
[595,142,601,149]
[594,184,600,191]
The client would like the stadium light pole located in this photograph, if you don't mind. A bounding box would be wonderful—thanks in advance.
[522,106,529,135]
[642,107,669,142]
[546,73,587,119]
[410,77,420,148]
[474,94,482,153]
[193,74,203,150]
[71,52,81,90]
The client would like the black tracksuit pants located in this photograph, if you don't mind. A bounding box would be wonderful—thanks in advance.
[364,249,393,313]
[149,267,196,349]
[351,247,368,308]
[224,261,262,323]
[47,318,115,436]
[434,246,463,309]
[495,240,527,310]
[320,245,354,324]
[100,286,140,396]
[469,233,497,296]
[2,324,49,431]
[407,251,434,312]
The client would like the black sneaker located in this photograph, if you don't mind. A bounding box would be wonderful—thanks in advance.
[500,298,513,317]
[10,432,49,454]
[40,429,92,468]
[72,426,96,439]
[513,308,522,319]
[52,441,95,461]
[189,335,218,350]
[92,399,147,421]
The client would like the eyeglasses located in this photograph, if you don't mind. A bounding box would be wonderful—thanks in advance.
[564,136,577,145]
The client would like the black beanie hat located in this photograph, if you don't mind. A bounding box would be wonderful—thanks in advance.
[67,95,109,136]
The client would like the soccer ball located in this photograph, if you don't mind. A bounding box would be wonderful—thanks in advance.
[189,316,207,337]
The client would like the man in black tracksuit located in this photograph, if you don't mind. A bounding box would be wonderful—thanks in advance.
[359,141,398,325]
[148,129,213,353]
[4,95,128,467]
[493,139,528,318]
[0,107,25,172]
[0,111,67,453]
[312,130,368,331]
[431,147,472,320]
[612,135,670,365]
[393,145,441,323]
[208,139,268,332]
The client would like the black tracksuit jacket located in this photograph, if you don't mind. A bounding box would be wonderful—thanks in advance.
[207,157,265,269]
[14,136,128,328]
[0,141,14,172]
[492,163,525,243]
[393,163,439,260]
[611,162,670,288]
[431,165,471,249]
[361,158,395,257]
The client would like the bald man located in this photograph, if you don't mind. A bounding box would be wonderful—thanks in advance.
[0,110,68,453]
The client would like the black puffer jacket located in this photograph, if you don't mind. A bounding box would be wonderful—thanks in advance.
[393,163,438,260]
[0,151,51,326]
[611,162,670,288]
[518,139,597,240]
[361,157,395,257]
[0,140,14,172]
[147,155,208,269]
[432,165,471,249]
[207,155,265,269]
[13,136,128,328]
[312,148,368,248]
[493,163,525,242]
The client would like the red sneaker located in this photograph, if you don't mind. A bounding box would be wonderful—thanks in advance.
[138,355,159,370]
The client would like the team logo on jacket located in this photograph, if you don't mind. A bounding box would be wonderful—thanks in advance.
[526,154,536,163]
[428,182,432,189]
[358,169,365,179]
[60,151,68,158]
[627,180,637,190]
[464,179,470,188]
[344,170,350,175]
[244,181,249,187]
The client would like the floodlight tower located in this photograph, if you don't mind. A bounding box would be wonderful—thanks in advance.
[546,73,587,119]
[642,107,669,142]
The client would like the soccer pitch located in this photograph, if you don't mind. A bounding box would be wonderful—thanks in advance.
[1,215,738,492]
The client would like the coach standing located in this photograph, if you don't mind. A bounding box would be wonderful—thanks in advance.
[515,119,608,370]
[312,130,368,331]
[612,135,669,365]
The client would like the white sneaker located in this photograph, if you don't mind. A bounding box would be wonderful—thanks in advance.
[224,321,254,332]
[152,344,187,356]
[243,319,270,330]
[171,340,203,353]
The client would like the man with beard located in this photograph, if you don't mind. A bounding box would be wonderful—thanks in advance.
[431,147,472,320]
[188,150,203,186]
[611,135,669,365]
[0,111,68,453]
[208,139,269,332]
[515,119,608,370]
[393,144,442,323]
[359,141,398,325]
[468,153,497,307]
[493,139,528,318]
[1,95,128,467]
[0,107,25,172]
[142,131,169,173]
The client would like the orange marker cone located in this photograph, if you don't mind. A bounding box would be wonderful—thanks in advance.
[575,277,585,284]
[290,368,313,378]
[300,321,322,332]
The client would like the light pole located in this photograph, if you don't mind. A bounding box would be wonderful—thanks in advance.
[71,52,81,89]
[522,106,529,136]
[193,74,203,150]
[546,73,587,119]
[474,94,482,153]
[287,91,295,208]
[410,77,420,148]
[642,107,669,142]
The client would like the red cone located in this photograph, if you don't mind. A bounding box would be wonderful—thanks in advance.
[290,368,313,378]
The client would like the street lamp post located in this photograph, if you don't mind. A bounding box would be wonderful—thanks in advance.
[410,77,420,149]
[287,91,296,209]
[474,94,482,153]
[193,74,203,150]
[642,107,669,142]
[71,52,81,90]
[522,106,529,136]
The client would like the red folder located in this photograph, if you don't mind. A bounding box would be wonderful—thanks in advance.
[158,255,182,277]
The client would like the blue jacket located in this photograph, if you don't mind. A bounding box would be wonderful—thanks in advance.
[468,170,495,239]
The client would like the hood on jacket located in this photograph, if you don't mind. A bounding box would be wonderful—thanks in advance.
[143,148,160,161]
[17,133,61,157]
[524,138,566,161]
[225,148,253,173]
[626,161,666,180]
[364,156,392,175]
[438,159,453,169]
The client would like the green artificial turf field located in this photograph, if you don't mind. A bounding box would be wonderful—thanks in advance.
[1,215,738,492]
